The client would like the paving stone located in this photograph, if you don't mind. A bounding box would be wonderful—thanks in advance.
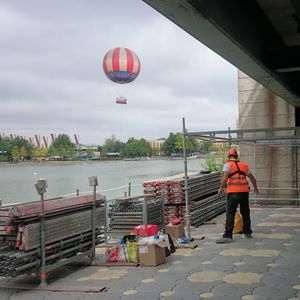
[201,295,242,300]
[211,282,255,297]
[153,270,190,282]
[241,256,276,265]
[233,264,268,273]
[262,274,300,289]
[10,290,52,300]
[173,280,215,293]
[254,285,296,300]
[0,289,16,300]
[135,278,177,296]
[44,292,84,300]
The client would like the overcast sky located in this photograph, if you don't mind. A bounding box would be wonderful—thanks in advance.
[0,0,238,145]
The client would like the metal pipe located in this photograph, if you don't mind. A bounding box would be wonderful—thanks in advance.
[40,192,46,286]
[14,261,40,273]
[182,117,191,241]
[142,197,147,224]
[46,241,92,262]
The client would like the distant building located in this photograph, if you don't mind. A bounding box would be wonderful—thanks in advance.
[106,152,121,157]
[75,144,99,160]
[148,139,165,156]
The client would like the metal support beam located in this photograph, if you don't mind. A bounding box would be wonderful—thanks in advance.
[267,46,300,75]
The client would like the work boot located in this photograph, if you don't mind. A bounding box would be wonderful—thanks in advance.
[216,237,234,244]
[244,233,252,239]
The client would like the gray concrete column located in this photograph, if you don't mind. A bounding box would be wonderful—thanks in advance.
[238,70,299,203]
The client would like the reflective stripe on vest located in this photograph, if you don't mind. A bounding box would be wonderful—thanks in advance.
[226,161,249,193]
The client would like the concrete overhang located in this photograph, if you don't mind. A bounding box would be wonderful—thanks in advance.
[143,0,300,107]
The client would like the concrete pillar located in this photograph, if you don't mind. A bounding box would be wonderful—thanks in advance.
[238,71,299,203]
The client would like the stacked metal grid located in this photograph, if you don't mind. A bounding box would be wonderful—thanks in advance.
[0,194,106,277]
[108,194,164,233]
[143,172,226,226]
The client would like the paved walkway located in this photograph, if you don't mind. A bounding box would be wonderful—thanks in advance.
[0,205,300,300]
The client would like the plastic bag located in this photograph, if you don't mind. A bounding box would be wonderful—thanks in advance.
[126,242,138,263]
[233,213,243,234]
[106,243,127,262]
[106,244,120,262]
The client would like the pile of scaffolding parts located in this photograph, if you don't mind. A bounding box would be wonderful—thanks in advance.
[107,194,164,234]
[143,172,226,227]
[0,194,106,278]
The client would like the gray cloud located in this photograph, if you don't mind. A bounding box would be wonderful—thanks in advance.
[0,0,237,144]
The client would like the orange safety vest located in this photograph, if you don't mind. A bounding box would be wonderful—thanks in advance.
[226,160,250,193]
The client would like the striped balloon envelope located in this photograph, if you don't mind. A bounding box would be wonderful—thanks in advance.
[102,47,141,84]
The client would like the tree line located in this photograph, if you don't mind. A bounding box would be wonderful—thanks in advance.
[0,132,212,162]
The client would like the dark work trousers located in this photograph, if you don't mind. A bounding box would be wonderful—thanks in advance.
[223,192,252,238]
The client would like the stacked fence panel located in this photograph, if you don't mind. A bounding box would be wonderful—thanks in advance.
[0,194,106,277]
[143,172,226,227]
[107,194,164,233]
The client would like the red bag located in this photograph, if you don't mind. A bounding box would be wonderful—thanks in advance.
[133,224,158,237]
[172,218,182,225]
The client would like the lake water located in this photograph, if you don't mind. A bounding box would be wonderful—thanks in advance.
[0,158,205,204]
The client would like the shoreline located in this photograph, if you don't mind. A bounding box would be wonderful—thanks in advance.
[0,156,207,168]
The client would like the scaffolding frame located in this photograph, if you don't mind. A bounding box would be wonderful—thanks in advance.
[182,118,300,239]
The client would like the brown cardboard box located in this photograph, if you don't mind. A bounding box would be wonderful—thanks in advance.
[139,242,168,266]
[165,223,185,239]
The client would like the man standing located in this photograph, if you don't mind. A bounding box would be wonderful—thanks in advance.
[216,148,258,244]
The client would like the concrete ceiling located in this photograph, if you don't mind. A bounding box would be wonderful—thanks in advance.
[143,0,300,107]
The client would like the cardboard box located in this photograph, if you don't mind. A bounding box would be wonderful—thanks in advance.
[165,223,185,239]
[139,242,167,266]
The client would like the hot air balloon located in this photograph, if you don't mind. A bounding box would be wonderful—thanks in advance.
[103,47,141,84]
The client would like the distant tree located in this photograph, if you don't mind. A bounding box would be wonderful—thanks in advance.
[175,133,183,152]
[186,135,198,154]
[161,133,177,155]
[11,137,34,158]
[122,138,152,158]
[199,141,212,151]
[102,135,125,155]
[48,134,75,159]
[19,146,27,160]
[34,147,48,161]
[0,137,33,161]
[0,137,11,161]
[161,132,197,156]
[11,146,20,162]
[97,145,103,153]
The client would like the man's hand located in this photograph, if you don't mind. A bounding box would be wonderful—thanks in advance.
[253,188,259,195]
[218,187,223,194]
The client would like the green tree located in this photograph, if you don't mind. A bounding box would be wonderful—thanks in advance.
[162,132,198,156]
[122,138,152,158]
[0,137,34,162]
[161,133,177,155]
[11,137,34,159]
[48,134,75,159]
[186,135,198,154]
[0,137,11,161]
[102,135,125,155]
[19,146,27,160]
[34,147,48,161]
[11,146,20,162]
